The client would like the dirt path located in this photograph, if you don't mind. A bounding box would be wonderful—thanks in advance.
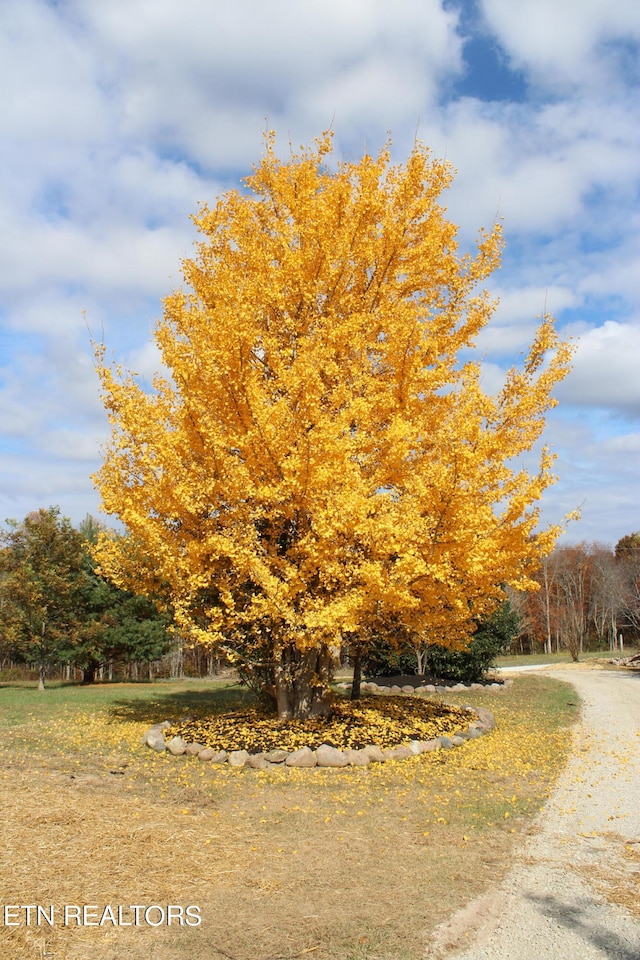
[426,666,640,960]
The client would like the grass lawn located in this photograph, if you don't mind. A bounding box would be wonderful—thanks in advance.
[0,676,579,960]
[494,648,632,668]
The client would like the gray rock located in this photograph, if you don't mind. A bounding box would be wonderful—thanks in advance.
[143,730,166,749]
[401,684,415,694]
[246,754,274,770]
[363,744,386,763]
[467,727,484,739]
[390,685,402,694]
[316,744,349,767]
[424,684,436,693]
[263,749,289,763]
[142,722,170,746]
[438,736,454,749]
[421,738,441,751]
[149,736,167,752]
[451,683,466,691]
[452,736,466,747]
[344,748,370,767]
[143,720,171,737]
[474,707,496,731]
[185,742,205,756]
[228,750,250,767]
[166,736,188,756]
[409,740,424,755]
[383,745,413,761]
[285,747,317,768]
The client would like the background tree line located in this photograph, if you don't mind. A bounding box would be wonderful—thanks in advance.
[507,534,640,660]
[3,507,637,690]
[0,507,177,687]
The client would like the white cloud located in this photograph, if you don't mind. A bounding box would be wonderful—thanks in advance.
[556,321,640,416]
[521,411,640,547]
[476,285,578,356]
[479,0,640,93]
[125,339,167,385]
[495,286,577,324]
[430,94,639,241]
[478,360,507,396]
[578,245,640,305]
[40,428,103,462]
[601,432,640,457]
[0,0,109,145]
[78,0,462,166]
[0,451,104,523]
[0,212,193,305]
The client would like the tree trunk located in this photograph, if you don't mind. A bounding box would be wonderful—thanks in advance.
[542,560,552,655]
[168,644,184,679]
[206,653,218,677]
[350,650,362,701]
[271,643,334,719]
[38,621,47,689]
[82,659,100,684]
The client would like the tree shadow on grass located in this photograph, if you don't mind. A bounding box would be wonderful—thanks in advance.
[527,892,640,959]
[108,685,256,725]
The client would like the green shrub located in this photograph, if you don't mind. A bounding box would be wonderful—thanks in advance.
[364,601,520,683]
[423,602,520,683]
[363,636,418,678]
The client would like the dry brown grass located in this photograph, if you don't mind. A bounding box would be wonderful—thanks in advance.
[573,833,640,919]
[0,677,577,960]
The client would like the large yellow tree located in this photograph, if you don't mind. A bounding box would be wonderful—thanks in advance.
[93,133,572,718]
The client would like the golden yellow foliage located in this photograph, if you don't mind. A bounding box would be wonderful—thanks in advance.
[93,131,573,718]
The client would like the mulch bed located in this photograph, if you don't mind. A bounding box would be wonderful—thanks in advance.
[170,694,471,753]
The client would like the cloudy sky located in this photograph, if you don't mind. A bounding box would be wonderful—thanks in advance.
[1,0,638,548]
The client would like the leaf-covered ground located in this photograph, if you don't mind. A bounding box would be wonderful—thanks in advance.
[0,676,580,960]
[171,694,470,752]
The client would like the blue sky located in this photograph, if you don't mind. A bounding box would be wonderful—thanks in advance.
[1,0,638,548]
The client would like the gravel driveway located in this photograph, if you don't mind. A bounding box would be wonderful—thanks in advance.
[426,666,640,960]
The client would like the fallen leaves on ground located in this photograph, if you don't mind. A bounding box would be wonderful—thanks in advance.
[170,695,470,752]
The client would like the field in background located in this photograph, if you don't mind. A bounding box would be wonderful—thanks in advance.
[0,675,580,960]
[494,649,634,668]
